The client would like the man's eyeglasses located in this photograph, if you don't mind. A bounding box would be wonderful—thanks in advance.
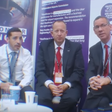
[94,23,109,30]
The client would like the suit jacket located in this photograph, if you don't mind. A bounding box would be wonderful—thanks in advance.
[35,39,84,94]
[86,41,112,82]
[83,41,112,109]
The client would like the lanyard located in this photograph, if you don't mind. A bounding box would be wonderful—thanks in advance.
[6,46,19,82]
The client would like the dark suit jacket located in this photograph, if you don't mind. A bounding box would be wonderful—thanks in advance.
[35,39,84,100]
[86,41,112,82]
[83,41,112,109]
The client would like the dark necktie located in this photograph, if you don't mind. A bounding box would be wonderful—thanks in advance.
[104,44,109,77]
[10,52,16,83]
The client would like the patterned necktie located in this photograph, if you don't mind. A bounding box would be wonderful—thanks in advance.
[104,44,109,77]
[10,52,16,83]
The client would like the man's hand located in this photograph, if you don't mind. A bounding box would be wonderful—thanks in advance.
[48,84,69,96]
[89,80,101,90]
[89,75,111,90]
[49,84,61,96]
[0,82,13,93]
[94,76,111,86]
[57,84,69,92]
[89,76,101,90]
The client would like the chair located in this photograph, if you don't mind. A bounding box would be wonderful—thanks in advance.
[71,98,81,112]
[76,98,81,112]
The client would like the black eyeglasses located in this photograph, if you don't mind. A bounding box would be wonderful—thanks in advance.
[94,23,108,30]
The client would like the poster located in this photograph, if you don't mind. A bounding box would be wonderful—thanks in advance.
[0,0,35,52]
[36,0,90,108]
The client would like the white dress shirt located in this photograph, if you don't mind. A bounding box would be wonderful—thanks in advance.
[0,44,33,87]
[45,40,71,88]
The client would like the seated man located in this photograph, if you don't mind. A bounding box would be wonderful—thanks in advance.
[35,20,84,112]
[0,27,33,102]
[83,16,112,109]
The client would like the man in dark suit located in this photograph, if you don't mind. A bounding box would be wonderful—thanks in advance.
[83,16,112,109]
[35,20,84,112]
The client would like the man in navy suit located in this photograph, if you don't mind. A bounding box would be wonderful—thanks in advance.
[35,20,84,112]
[83,16,112,109]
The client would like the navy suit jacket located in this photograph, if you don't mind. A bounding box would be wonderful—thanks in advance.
[35,39,84,97]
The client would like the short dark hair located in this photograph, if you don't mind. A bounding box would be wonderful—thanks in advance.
[7,27,22,37]
[94,16,110,25]
[52,20,67,29]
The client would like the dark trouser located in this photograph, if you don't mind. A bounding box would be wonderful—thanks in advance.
[20,86,34,102]
[36,85,81,112]
[15,82,34,102]
[83,85,112,109]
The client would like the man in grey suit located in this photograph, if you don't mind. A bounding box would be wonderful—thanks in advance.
[83,16,112,109]
[35,20,84,112]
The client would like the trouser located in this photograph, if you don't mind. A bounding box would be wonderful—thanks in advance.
[83,85,112,109]
[36,85,81,112]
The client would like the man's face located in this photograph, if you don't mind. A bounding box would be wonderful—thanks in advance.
[94,18,112,43]
[51,22,68,46]
[7,32,23,51]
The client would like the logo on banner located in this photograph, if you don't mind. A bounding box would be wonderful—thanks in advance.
[101,3,112,35]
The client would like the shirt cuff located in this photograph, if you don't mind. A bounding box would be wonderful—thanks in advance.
[64,82,71,88]
[106,76,112,83]
[44,80,54,88]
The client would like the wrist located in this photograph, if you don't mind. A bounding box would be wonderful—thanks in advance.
[63,84,69,90]
[106,77,111,83]
[48,83,54,89]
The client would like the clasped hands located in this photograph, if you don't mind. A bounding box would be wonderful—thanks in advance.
[89,75,111,90]
[49,83,69,96]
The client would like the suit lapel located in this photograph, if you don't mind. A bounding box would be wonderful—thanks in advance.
[97,42,103,75]
[48,41,55,76]
[63,40,70,75]
[110,47,112,73]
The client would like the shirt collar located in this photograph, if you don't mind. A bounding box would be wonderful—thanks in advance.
[54,40,65,50]
[101,37,112,49]
[7,44,19,54]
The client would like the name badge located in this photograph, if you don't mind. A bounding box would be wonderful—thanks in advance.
[54,72,62,84]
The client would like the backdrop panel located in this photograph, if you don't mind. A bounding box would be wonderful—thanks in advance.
[36,0,90,109]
